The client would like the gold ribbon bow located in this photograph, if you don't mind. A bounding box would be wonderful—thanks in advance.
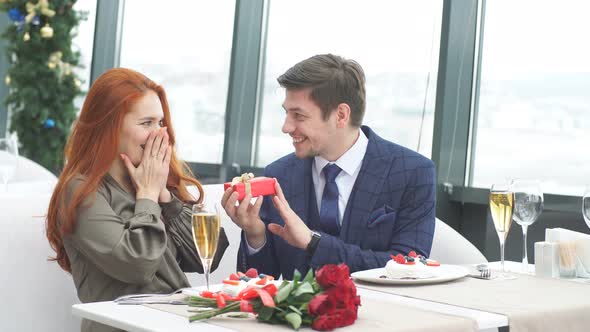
[231,173,255,195]
[25,0,56,23]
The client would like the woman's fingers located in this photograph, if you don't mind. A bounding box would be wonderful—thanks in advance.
[151,128,165,159]
[163,146,172,166]
[158,131,169,162]
[141,130,157,163]
[120,154,135,174]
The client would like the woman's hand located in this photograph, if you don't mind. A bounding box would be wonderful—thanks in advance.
[121,127,172,202]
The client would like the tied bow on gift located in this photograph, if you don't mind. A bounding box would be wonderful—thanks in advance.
[224,173,277,201]
[231,172,255,196]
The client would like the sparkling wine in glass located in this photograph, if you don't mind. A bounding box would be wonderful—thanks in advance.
[510,179,543,273]
[582,187,590,230]
[0,137,18,191]
[489,183,514,273]
[191,203,221,290]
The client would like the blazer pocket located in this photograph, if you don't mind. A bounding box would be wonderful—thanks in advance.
[367,205,397,229]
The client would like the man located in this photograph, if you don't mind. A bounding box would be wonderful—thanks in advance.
[222,54,435,279]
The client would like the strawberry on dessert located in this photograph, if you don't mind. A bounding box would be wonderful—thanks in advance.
[385,252,440,279]
[220,269,275,297]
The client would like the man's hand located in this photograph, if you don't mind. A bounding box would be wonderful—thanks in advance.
[268,182,312,250]
[221,188,266,248]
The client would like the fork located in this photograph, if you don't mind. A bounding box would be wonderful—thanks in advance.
[116,298,188,305]
[114,288,188,302]
[475,264,492,279]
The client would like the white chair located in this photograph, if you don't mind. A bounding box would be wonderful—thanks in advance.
[186,184,242,286]
[4,155,58,195]
[430,218,488,264]
[11,154,57,183]
[0,192,80,332]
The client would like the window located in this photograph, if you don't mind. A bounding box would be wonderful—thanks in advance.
[72,0,97,109]
[254,0,443,167]
[119,0,236,163]
[472,0,590,195]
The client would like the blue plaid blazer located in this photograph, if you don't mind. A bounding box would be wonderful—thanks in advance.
[238,126,436,279]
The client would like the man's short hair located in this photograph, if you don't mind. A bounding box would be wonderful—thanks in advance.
[277,54,366,127]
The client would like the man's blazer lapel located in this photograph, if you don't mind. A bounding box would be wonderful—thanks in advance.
[340,127,395,241]
[288,157,313,226]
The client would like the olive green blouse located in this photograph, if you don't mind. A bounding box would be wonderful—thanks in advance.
[63,175,228,332]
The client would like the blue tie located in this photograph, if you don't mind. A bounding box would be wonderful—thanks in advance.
[320,164,342,236]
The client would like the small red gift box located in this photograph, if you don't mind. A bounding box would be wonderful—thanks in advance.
[224,175,277,201]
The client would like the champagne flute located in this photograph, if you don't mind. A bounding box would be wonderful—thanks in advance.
[0,137,18,192]
[511,179,543,273]
[489,183,514,273]
[583,186,590,230]
[191,203,221,290]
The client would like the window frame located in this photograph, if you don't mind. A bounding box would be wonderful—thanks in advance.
[0,0,581,213]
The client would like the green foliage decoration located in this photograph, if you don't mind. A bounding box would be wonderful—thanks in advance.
[0,0,86,172]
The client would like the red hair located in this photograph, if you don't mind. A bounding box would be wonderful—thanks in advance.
[46,68,203,272]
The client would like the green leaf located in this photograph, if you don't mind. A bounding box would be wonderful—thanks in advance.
[312,280,321,292]
[294,293,314,303]
[275,281,293,304]
[257,306,275,321]
[227,313,250,318]
[285,312,302,330]
[288,305,302,315]
[293,269,301,283]
[303,269,314,283]
[292,282,314,297]
[299,302,309,312]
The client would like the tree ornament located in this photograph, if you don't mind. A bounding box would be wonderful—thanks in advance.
[25,0,55,23]
[62,63,72,75]
[0,0,85,172]
[8,8,24,22]
[47,51,60,69]
[40,23,53,38]
[23,31,30,41]
[43,118,56,129]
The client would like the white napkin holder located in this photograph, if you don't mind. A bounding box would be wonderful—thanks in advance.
[544,228,590,278]
[535,241,560,278]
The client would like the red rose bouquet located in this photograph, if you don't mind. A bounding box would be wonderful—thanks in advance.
[188,264,361,331]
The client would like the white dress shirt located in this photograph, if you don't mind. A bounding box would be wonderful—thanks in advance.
[312,129,368,224]
[247,129,369,254]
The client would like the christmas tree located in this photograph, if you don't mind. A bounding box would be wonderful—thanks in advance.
[0,0,86,172]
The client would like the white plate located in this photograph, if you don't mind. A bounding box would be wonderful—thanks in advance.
[351,264,470,285]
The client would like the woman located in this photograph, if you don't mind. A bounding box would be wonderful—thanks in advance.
[46,68,229,332]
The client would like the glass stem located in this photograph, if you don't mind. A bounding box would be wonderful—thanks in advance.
[522,225,529,272]
[499,237,506,272]
[203,259,211,290]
